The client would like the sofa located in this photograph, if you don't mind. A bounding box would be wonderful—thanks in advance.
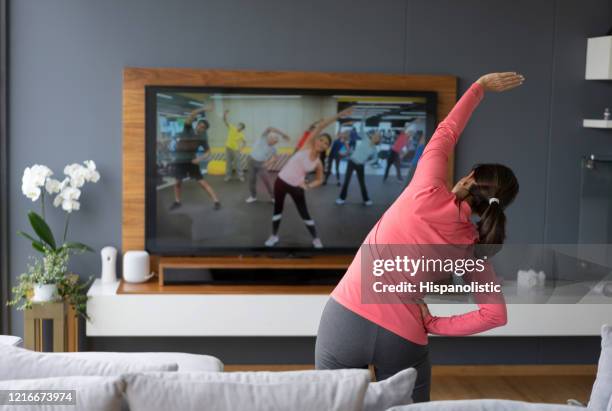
[0,324,610,411]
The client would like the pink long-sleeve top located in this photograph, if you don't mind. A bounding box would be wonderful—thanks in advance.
[330,82,507,345]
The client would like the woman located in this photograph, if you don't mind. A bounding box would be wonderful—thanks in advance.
[315,72,523,402]
[265,107,353,249]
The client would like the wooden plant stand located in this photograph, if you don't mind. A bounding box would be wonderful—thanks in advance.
[24,301,79,352]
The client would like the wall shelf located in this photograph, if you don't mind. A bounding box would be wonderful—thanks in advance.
[583,119,612,129]
[585,36,612,80]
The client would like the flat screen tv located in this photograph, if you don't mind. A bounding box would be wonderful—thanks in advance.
[145,86,437,256]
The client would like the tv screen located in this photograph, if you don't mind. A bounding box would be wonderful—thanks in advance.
[145,86,437,255]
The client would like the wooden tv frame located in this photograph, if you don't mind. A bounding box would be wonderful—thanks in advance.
[122,67,457,285]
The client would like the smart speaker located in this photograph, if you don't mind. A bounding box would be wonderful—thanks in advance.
[123,250,154,283]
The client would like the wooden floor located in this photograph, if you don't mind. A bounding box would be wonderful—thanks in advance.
[431,375,594,404]
[224,365,596,405]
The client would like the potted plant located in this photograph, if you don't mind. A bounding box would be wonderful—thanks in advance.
[8,161,100,318]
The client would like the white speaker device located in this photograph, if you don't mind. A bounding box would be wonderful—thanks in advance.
[100,246,118,284]
[123,250,155,283]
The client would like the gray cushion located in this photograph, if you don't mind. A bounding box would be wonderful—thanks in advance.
[54,351,223,372]
[137,368,359,383]
[123,369,370,411]
[0,335,22,346]
[388,399,585,410]
[129,368,415,410]
[364,368,417,411]
[0,376,124,411]
[590,324,612,411]
[0,344,178,380]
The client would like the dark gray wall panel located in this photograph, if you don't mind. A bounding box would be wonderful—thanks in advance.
[8,0,406,338]
[544,0,612,242]
[405,0,556,243]
[8,0,612,363]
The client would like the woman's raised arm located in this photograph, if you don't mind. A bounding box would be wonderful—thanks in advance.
[411,72,524,188]
[304,107,354,149]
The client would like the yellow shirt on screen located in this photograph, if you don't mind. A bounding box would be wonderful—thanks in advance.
[225,124,245,150]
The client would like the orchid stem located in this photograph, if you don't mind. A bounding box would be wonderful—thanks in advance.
[63,213,70,243]
[41,191,45,220]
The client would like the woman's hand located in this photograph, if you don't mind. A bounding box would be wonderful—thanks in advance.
[476,72,524,92]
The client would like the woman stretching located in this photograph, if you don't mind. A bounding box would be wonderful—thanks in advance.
[265,108,353,249]
[315,72,523,402]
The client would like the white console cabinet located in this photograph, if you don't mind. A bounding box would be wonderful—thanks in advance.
[86,280,611,337]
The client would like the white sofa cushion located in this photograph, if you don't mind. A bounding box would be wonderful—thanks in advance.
[123,369,370,411]
[590,324,612,411]
[0,344,178,381]
[364,368,417,411]
[387,399,584,410]
[53,351,223,372]
[0,335,22,347]
[132,368,415,411]
[0,376,124,411]
[141,368,364,384]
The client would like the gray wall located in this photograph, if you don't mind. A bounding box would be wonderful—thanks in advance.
[7,0,612,362]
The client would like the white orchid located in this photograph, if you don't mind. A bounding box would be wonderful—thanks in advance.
[64,161,100,188]
[21,165,53,201]
[83,160,100,183]
[53,186,81,213]
[21,182,41,201]
[64,163,86,188]
[26,165,52,186]
[44,178,62,194]
[59,177,70,191]
[22,160,99,213]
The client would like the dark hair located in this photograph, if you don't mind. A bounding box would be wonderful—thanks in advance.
[466,164,519,255]
[197,119,209,129]
[319,133,332,145]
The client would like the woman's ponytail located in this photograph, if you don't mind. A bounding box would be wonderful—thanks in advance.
[476,200,506,256]
[467,164,519,257]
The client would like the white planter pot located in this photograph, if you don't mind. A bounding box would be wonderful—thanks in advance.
[32,283,58,302]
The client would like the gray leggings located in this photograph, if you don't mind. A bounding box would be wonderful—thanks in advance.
[315,298,431,403]
[247,157,274,198]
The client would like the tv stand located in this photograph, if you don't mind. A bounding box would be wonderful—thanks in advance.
[157,255,352,287]
[117,278,335,295]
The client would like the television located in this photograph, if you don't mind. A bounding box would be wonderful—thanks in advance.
[145,86,437,256]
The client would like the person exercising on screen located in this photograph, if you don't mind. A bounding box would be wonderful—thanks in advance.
[265,107,353,249]
[169,106,221,211]
[246,127,290,203]
[223,110,246,182]
[335,110,381,206]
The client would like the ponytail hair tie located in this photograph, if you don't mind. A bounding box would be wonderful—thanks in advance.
[489,197,500,205]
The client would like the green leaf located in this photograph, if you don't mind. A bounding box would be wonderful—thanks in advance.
[62,242,93,252]
[31,241,46,253]
[28,211,56,250]
[18,230,38,243]
[18,231,48,254]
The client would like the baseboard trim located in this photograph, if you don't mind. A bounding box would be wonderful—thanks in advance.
[432,364,596,376]
[223,364,597,376]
